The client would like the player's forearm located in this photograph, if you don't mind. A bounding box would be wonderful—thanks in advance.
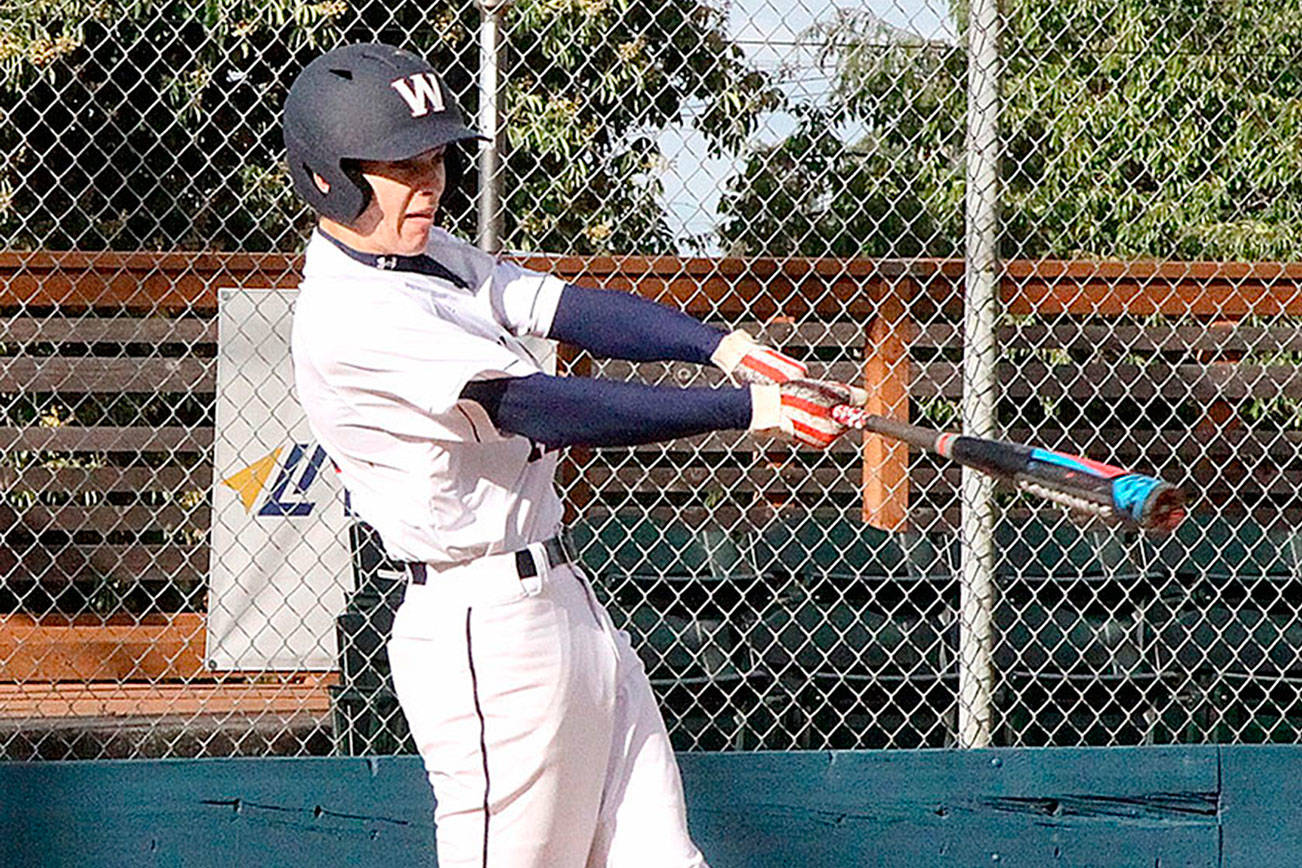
[460,373,750,448]
[547,284,724,364]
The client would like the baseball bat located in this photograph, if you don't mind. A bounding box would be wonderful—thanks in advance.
[831,405,1186,535]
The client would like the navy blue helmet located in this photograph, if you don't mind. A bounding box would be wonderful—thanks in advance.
[283,43,482,222]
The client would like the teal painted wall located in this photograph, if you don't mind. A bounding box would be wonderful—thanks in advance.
[2,746,1297,867]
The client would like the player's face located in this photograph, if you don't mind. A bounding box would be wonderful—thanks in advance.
[352,146,447,255]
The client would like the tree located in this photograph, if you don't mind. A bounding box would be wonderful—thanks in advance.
[498,0,776,253]
[717,0,1302,261]
[0,0,775,252]
[717,11,965,258]
[1000,0,1302,260]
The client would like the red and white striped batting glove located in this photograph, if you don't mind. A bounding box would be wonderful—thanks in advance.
[711,329,807,386]
[749,379,867,449]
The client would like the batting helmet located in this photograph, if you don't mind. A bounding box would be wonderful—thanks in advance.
[282,43,483,223]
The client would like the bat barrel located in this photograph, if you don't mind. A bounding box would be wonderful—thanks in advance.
[832,404,1188,536]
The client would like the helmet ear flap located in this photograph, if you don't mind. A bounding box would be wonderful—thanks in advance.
[338,159,373,219]
[309,161,369,224]
[285,131,372,223]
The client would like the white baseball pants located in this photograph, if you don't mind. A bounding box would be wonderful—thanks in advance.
[387,544,709,868]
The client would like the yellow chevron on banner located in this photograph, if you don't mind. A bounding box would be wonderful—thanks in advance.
[221,447,283,513]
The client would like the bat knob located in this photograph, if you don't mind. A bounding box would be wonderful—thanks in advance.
[1144,484,1187,535]
[1113,475,1186,535]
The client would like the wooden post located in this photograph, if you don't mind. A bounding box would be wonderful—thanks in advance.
[862,293,912,531]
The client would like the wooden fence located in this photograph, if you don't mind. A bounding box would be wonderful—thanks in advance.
[2,251,1301,735]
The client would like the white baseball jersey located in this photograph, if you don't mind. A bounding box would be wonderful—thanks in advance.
[291,227,568,565]
[293,226,709,868]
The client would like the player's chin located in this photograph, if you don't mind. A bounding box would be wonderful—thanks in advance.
[397,215,434,252]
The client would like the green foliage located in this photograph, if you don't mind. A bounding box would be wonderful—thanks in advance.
[718,11,966,257]
[1002,0,1302,259]
[0,0,773,253]
[0,0,346,250]
[914,396,960,428]
[719,0,1302,261]
[501,0,778,252]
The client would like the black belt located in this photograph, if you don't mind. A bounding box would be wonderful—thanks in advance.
[408,535,575,586]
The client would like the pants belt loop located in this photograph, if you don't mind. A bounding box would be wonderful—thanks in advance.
[519,542,546,596]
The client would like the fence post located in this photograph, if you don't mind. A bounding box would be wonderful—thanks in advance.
[477,0,509,253]
[958,0,1002,749]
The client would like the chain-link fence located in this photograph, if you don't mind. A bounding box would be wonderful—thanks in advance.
[3,0,1302,760]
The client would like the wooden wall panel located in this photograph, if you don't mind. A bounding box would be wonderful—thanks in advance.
[1,745,1273,867]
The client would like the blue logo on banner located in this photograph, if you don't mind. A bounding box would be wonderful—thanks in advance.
[223,443,331,518]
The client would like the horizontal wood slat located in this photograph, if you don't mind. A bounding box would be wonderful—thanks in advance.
[0,426,211,453]
[0,252,301,312]
[0,465,212,494]
[0,503,209,535]
[914,362,1302,402]
[1,251,899,316]
[743,321,867,346]
[0,544,208,585]
[916,322,1302,354]
[0,357,214,392]
[5,252,1302,316]
[0,674,336,718]
[0,613,206,682]
[999,263,1302,318]
[0,317,217,344]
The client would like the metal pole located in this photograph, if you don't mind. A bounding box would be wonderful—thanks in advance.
[958,0,1001,749]
[477,0,507,253]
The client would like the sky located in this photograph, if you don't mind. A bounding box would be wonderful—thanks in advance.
[656,0,955,251]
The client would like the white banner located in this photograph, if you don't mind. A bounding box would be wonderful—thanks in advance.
[206,288,354,670]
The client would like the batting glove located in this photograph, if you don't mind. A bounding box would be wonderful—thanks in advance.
[749,379,868,449]
[711,329,807,386]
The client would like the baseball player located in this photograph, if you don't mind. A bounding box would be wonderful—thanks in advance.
[283,42,863,868]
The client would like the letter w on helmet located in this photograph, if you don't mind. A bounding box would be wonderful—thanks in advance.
[390,73,446,118]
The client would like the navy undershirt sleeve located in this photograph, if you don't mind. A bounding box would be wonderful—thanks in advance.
[548,284,725,364]
[460,374,751,448]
